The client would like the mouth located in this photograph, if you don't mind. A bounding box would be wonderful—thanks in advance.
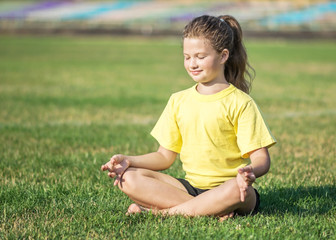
[190,70,202,76]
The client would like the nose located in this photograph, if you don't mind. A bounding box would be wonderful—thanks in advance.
[189,58,198,69]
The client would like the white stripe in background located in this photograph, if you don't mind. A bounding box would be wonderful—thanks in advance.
[27,2,99,20]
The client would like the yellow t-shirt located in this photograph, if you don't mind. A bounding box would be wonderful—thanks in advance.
[151,84,276,189]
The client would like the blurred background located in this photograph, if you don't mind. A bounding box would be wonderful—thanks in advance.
[1,2,335,238]
[0,0,335,38]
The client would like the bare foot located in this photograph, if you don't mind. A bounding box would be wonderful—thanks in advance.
[126,203,148,215]
[218,212,235,222]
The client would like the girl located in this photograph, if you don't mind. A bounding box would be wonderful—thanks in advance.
[101,15,276,219]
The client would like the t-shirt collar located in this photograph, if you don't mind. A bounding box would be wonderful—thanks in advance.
[192,84,236,102]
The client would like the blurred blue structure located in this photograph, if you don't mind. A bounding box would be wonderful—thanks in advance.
[0,0,335,36]
[261,2,336,25]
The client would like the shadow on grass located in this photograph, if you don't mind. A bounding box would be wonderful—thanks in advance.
[260,185,336,215]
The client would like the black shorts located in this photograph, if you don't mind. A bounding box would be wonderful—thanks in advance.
[177,178,260,215]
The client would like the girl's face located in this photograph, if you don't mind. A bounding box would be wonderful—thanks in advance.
[183,37,228,86]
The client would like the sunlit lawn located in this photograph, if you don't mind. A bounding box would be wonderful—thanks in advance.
[0,35,335,239]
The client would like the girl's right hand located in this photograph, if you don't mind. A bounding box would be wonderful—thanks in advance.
[101,154,130,186]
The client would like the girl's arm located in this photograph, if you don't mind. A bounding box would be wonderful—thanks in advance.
[249,147,271,178]
[101,146,177,185]
[124,146,177,171]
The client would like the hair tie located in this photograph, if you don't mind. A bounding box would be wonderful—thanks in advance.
[219,17,230,30]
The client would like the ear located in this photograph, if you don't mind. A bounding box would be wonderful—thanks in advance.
[220,49,229,64]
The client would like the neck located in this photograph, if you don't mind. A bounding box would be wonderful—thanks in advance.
[196,81,230,95]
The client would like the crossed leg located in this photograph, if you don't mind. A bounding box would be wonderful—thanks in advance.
[118,167,256,217]
[118,167,193,209]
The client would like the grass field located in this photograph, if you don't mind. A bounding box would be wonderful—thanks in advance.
[0,35,335,239]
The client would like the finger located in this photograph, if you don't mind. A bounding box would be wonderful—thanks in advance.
[247,173,256,182]
[240,165,253,174]
[110,155,117,161]
[238,167,248,175]
[245,172,256,182]
[240,172,249,182]
[108,172,116,178]
[240,189,246,202]
[109,158,116,167]
[102,160,114,171]
[110,154,123,164]
[107,156,117,168]
[113,177,120,186]
[243,172,250,180]
[102,163,112,172]
[245,165,253,173]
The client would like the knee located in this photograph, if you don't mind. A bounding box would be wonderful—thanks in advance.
[117,167,141,193]
[223,179,242,203]
[219,179,255,204]
[227,180,256,214]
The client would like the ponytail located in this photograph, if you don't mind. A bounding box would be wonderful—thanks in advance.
[183,15,255,94]
[219,15,255,94]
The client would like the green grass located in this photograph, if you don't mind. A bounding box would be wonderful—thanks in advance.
[0,35,335,239]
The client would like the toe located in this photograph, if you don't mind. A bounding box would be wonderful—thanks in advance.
[126,203,142,215]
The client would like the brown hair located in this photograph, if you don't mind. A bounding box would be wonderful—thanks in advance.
[182,15,255,94]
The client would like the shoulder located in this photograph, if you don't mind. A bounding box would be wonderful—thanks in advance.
[225,86,261,122]
[228,85,254,107]
[169,86,194,104]
[171,86,193,98]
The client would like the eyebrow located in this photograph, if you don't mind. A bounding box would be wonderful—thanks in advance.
[183,51,207,55]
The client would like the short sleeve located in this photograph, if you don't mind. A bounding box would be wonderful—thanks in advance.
[150,95,182,153]
[236,100,276,158]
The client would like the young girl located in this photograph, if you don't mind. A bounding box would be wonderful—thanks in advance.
[101,15,276,219]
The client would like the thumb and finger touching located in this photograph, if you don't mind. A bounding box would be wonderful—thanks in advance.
[101,154,125,171]
[101,154,131,186]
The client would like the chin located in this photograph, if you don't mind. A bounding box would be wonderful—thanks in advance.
[190,76,205,83]
[193,78,209,84]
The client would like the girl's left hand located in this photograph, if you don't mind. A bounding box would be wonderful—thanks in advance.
[236,165,256,202]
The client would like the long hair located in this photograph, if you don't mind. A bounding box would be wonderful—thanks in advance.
[182,15,255,94]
